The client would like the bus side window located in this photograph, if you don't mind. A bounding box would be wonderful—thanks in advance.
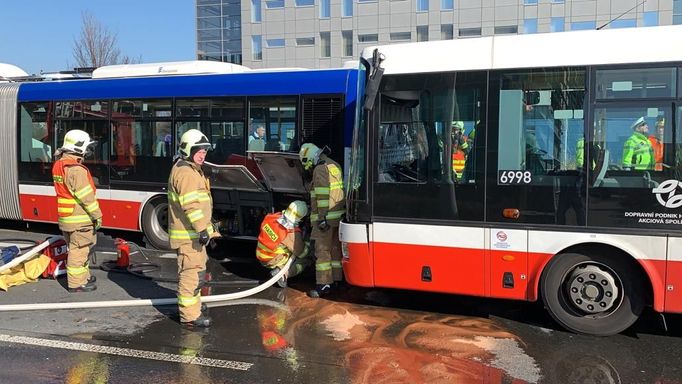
[377,122,428,183]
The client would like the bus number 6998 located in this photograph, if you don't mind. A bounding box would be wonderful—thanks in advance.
[498,170,532,185]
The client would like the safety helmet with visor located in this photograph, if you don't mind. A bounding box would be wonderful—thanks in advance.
[179,129,211,159]
[60,129,96,157]
[278,200,308,229]
[299,143,322,171]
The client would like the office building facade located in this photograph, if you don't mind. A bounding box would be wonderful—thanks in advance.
[197,0,682,69]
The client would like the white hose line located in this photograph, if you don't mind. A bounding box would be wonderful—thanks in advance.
[0,236,62,274]
[0,256,293,312]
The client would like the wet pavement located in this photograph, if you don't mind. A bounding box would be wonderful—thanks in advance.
[0,222,682,383]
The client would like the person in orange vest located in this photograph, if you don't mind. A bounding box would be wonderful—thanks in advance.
[256,200,312,288]
[649,118,665,171]
[52,129,102,293]
[450,121,469,181]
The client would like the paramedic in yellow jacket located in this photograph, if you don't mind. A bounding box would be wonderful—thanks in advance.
[168,129,218,328]
[299,143,346,298]
[52,129,101,293]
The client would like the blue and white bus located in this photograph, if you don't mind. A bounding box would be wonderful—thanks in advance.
[0,61,361,249]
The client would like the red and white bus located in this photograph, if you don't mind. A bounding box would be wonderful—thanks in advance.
[0,61,360,249]
[341,25,682,335]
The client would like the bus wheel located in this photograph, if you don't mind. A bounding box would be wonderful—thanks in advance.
[141,197,171,250]
[540,252,644,336]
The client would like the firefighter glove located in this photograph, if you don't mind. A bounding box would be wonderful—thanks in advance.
[198,229,210,246]
[94,218,102,231]
[318,220,330,232]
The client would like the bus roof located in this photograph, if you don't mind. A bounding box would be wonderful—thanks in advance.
[91,60,249,78]
[17,67,357,101]
[361,25,682,75]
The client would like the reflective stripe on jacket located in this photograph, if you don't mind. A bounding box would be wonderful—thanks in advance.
[168,159,214,248]
[310,154,346,225]
[52,153,102,232]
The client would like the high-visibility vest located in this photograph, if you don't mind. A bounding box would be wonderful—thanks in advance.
[52,157,97,227]
[649,136,664,171]
[623,132,654,170]
[451,150,466,179]
[256,213,299,264]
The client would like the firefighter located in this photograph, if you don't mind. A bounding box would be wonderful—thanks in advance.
[52,129,101,293]
[256,200,312,288]
[299,143,346,298]
[450,121,469,181]
[168,129,218,328]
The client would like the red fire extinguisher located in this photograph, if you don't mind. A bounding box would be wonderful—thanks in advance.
[115,238,130,268]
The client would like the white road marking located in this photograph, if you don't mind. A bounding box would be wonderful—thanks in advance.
[0,334,252,371]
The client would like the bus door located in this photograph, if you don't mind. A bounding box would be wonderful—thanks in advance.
[369,71,487,296]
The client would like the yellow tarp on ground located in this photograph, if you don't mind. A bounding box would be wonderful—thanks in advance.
[0,254,51,291]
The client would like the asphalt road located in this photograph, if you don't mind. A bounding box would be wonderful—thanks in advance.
[0,221,681,383]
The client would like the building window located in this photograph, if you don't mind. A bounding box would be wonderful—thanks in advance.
[265,0,284,8]
[524,0,537,4]
[417,25,429,41]
[524,19,537,34]
[390,32,411,41]
[417,0,428,12]
[358,33,378,43]
[252,36,262,60]
[675,0,682,24]
[571,21,596,30]
[441,0,453,10]
[266,38,285,48]
[441,24,454,39]
[320,32,331,57]
[459,27,481,37]
[342,31,353,56]
[551,17,565,32]
[342,0,353,16]
[609,19,636,29]
[495,25,517,34]
[643,11,658,27]
[552,0,564,2]
[251,0,262,22]
[296,37,315,45]
[296,0,314,5]
[320,0,330,17]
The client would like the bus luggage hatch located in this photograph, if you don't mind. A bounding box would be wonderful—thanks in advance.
[202,162,266,192]
[249,151,307,194]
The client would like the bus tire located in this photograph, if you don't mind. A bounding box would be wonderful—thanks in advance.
[540,251,644,336]
[141,197,171,250]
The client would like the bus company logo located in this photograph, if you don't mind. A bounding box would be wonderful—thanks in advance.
[652,180,682,209]
[496,231,508,242]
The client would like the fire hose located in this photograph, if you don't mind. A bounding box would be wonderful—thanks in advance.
[0,237,293,312]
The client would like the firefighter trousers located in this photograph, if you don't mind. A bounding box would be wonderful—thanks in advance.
[64,228,96,288]
[313,226,342,285]
[177,242,208,323]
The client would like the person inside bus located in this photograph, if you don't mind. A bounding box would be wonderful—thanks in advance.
[622,117,655,171]
[248,124,266,151]
[450,121,470,182]
[154,122,172,157]
[648,118,665,171]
